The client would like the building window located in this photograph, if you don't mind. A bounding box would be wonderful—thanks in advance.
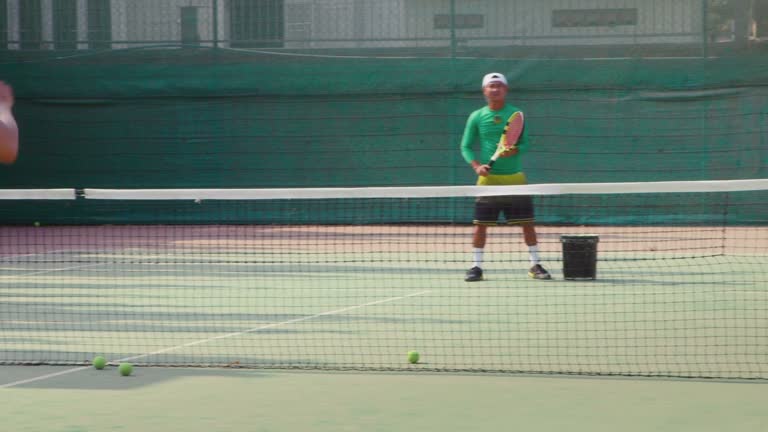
[53,0,78,50]
[552,9,638,28]
[20,0,42,50]
[87,0,111,49]
[434,14,484,30]
[181,6,200,45]
[230,0,284,48]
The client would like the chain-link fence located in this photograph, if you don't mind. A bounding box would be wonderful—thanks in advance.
[0,0,764,57]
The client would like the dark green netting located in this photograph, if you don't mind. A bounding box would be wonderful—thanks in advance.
[0,50,766,224]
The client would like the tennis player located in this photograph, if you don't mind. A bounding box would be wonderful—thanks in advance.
[460,72,551,282]
[0,81,18,165]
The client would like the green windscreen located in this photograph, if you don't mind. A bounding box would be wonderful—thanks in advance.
[0,0,766,224]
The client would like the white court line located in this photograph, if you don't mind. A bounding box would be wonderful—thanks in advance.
[0,247,163,278]
[0,366,92,389]
[0,263,109,278]
[0,290,431,389]
[0,249,75,261]
[0,247,120,278]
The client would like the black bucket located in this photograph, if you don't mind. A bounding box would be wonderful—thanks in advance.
[561,235,599,280]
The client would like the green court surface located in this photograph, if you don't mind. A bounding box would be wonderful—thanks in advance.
[1,225,766,378]
[1,224,766,431]
[1,367,766,432]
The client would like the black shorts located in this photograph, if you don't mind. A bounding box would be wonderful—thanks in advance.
[473,172,535,225]
[473,195,535,225]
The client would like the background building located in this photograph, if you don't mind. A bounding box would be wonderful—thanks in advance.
[0,0,758,52]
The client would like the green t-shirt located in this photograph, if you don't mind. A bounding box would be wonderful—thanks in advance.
[460,104,530,175]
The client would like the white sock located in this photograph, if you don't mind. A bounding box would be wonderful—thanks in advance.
[528,245,540,265]
[473,248,484,268]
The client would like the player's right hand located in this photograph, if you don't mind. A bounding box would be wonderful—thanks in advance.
[474,164,490,177]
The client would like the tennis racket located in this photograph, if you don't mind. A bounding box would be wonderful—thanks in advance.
[487,111,524,169]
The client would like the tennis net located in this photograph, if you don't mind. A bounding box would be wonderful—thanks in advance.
[1,180,766,379]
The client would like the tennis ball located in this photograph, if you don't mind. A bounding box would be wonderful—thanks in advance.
[407,351,420,364]
[33,221,40,227]
[118,362,134,376]
[92,356,107,370]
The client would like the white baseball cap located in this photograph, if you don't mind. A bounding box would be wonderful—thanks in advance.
[482,72,508,88]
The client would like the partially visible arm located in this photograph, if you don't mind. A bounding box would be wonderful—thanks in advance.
[0,81,18,165]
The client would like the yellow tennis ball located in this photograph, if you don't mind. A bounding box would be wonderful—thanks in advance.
[92,356,107,370]
[33,221,40,227]
[118,363,133,376]
[407,351,420,364]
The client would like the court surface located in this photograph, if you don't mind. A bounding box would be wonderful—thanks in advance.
[1,225,766,431]
[1,225,766,376]
[1,366,766,432]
